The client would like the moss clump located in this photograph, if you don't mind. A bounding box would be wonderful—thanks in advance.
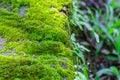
[36,54,74,80]
[38,41,72,57]
[0,25,27,41]
[2,40,72,57]
[0,9,70,45]
[0,55,74,80]
[0,0,74,79]
[0,55,62,80]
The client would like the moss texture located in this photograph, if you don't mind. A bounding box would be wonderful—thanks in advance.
[0,0,74,80]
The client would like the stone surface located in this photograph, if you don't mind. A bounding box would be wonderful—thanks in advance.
[19,6,29,17]
[0,37,5,49]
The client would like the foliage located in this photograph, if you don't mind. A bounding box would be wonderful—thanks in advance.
[70,0,99,43]
[71,33,89,80]
[91,3,120,62]
[96,66,120,80]
[110,0,120,8]
[71,0,120,58]
[107,32,120,62]
[70,0,120,80]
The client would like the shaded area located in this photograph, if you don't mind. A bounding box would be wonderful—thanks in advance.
[70,0,120,80]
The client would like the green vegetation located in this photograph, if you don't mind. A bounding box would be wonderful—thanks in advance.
[70,0,120,80]
[1,0,120,79]
[71,34,89,80]
[96,66,120,80]
[0,0,74,79]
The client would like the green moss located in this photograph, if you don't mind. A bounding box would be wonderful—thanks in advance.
[0,55,74,80]
[38,41,72,57]
[0,25,27,41]
[0,9,70,45]
[2,40,72,57]
[2,40,40,55]
[0,55,61,80]
[36,54,74,80]
[0,0,74,79]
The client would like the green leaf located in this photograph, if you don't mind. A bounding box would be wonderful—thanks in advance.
[111,0,120,8]
[112,20,120,28]
[110,66,119,75]
[95,41,104,56]
[71,33,76,42]
[96,66,120,79]
[106,55,118,61]
[96,68,113,77]
[94,32,99,43]
[83,66,88,80]
[75,72,87,80]
[77,43,90,52]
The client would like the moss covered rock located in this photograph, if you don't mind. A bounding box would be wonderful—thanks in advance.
[0,0,74,80]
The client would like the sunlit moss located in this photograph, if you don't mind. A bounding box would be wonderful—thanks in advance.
[0,55,61,80]
[0,25,27,41]
[0,0,73,79]
[0,54,74,80]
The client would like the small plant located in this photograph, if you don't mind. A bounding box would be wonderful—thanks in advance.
[70,0,120,80]
[95,66,120,80]
[107,32,120,63]
[71,33,89,80]
[86,2,120,57]
[70,0,99,44]
[90,3,120,62]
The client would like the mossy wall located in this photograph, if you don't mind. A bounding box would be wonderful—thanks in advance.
[0,0,74,80]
